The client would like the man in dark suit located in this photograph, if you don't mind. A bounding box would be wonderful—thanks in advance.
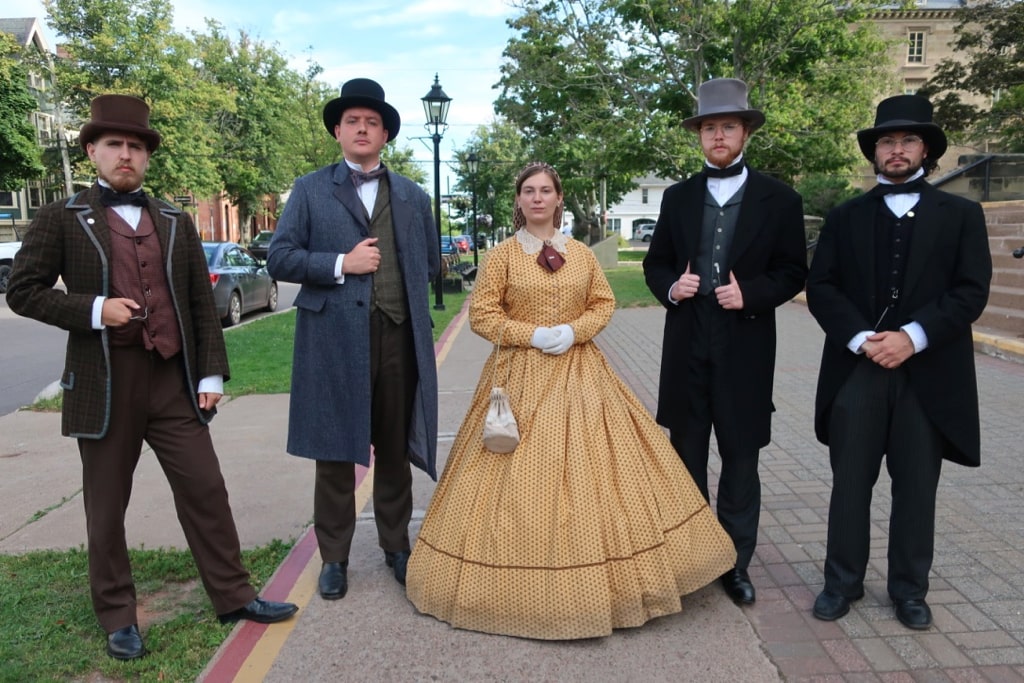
[6,95,297,661]
[807,95,991,630]
[267,78,439,601]
[643,78,808,605]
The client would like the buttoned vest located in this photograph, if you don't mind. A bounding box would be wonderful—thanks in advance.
[694,183,747,295]
[106,208,183,358]
[366,177,409,324]
[873,202,917,331]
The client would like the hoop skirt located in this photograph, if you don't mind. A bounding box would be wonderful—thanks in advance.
[406,236,736,639]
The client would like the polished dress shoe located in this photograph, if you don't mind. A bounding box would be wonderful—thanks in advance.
[812,589,864,621]
[384,550,411,586]
[107,624,146,660]
[721,567,755,604]
[894,598,932,630]
[217,597,298,624]
[319,561,348,600]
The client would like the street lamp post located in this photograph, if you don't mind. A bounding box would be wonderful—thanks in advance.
[466,152,479,267]
[422,74,451,311]
[487,184,495,245]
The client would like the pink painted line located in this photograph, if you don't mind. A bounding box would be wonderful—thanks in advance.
[433,298,471,355]
[202,464,370,682]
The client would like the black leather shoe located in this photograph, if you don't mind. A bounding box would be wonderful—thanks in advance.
[318,561,348,600]
[720,567,755,604]
[218,597,298,624]
[894,598,932,630]
[384,550,411,586]
[107,624,146,660]
[812,589,864,621]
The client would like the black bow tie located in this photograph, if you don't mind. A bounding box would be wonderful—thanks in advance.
[350,166,387,188]
[703,162,745,179]
[872,178,928,197]
[100,186,148,207]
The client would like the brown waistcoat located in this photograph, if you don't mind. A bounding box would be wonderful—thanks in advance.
[367,177,409,324]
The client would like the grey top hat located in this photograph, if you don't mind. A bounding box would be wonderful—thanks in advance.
[856,94,947,161]
[682,78,765,132]
[79,94,162,152]
[322,78,401,142]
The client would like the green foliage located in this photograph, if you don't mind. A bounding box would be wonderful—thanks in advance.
[0,34,45,190]
[796,173,862,217]
[923,0,1024,152]
[0,542,292,682]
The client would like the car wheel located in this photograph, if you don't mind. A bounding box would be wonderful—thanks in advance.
[0,263,11,293]
[642,235,652,242]
[223,291,242,327]
[265,282,278,312]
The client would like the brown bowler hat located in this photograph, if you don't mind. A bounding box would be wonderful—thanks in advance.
[79,94,162,152]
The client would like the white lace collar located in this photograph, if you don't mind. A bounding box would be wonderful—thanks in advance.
[516,228,569,255]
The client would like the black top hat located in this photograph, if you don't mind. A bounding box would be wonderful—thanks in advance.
[79,94,162,152]
[856,94,947,161]
[682,78,765,132]
[322,78,401,142]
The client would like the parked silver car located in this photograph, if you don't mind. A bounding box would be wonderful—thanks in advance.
[202,241,278,326]
[0,239,21,294]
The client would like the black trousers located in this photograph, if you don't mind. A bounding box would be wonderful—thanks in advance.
[313,311,417,563]
[670,295,761,570]
[822,358,943,601]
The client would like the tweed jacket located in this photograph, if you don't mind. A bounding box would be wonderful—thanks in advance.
[643,168,808,450]
[267,163,440,479]
[806,184,991,467]
[6,184,229,439]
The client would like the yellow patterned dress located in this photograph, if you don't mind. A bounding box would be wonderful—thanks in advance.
[406,231,736,639]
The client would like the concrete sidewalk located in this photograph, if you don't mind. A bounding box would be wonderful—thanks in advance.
[4,301,1024,681]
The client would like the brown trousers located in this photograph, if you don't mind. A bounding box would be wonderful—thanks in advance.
[78,347,256,633]
[314,311,417,562]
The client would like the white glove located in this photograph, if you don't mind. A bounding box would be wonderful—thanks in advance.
[542,324,575,355]
[531,326,558,350]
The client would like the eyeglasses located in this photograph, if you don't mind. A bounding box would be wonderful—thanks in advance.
[875,135,924,152]
[129,307,149,321]
[699,122,743,137]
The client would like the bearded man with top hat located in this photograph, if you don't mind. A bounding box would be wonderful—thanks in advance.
[807,95,991,629]
[6,94,297,660]
[643,78,808,605]
[267,78,438,601]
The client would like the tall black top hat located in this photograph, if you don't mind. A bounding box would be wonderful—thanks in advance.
[856,94,947,161]
[79,94,162,152]
[681,78,765,132]
[322,78,401,142]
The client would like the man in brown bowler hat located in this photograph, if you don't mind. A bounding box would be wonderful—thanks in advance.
[7,94,297,661]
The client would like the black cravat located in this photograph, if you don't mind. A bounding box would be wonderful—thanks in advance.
[99,186,148,207]
[871,178,927,197]
[703,162,745,179]
[350,166,387,188]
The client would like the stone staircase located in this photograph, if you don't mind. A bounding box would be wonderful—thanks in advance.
[978,201,1024,339]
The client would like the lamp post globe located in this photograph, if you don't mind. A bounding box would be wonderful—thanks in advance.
[421,74,451,311]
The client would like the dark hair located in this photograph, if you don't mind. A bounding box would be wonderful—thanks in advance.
[513,162,565,231]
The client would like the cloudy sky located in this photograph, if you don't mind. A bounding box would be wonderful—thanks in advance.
[9,0,520,188]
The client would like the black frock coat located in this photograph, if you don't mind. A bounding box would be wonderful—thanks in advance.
[806,185,991,467]
[643,169,808,453]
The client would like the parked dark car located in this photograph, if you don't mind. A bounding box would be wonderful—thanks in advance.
[202,241,278,327]
[440,235,459,256]
[248,231,274,260]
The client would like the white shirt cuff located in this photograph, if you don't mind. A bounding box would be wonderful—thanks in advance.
[198,376,224,395]
[92,297,105,329]
[335,254,346,283]
[848,330,872,354]
[901,322,928,353]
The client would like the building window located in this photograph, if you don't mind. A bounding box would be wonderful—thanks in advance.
[907,31,926,64]
[0,191,14,207]
[904,80,925,95]
[607,218,621,233]
[642,188,649,205]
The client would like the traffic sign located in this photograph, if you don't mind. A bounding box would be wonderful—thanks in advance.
[173,195,193,204]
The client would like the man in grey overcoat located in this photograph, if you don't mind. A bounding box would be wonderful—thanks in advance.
[267,78,439,601]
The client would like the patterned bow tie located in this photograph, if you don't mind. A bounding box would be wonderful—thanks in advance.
[100,186,148,207]
[350,166,387,188]
[872,178,928,197]
[703,162,745,179]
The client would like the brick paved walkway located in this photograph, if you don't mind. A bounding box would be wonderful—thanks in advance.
[600,302,1024,682]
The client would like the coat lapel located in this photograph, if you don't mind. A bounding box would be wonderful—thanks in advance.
[680,178,705,256]
[900,187,942,303]
[850,194,877,299]
[728,172,763,264]
[331,165,370,234]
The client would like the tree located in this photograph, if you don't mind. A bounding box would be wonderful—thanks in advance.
[0,34,45,190]
[922,0,1024,152]
[497,0,896,230]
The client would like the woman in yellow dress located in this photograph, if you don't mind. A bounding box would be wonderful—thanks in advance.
[406,162,736,639]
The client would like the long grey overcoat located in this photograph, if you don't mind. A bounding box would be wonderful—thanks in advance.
[267,163,440,479]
